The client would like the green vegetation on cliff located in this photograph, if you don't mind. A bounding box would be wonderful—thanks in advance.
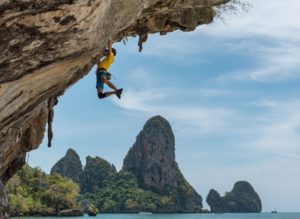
[6,165,82,216]
[80,170,201,213]
[80,171,160,213]
[80,156,116,193]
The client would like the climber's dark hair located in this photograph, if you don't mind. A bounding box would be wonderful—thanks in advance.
[104,48,117,56]
[112,48,117,56]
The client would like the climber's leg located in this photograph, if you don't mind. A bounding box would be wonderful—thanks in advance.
[98,91,118,99]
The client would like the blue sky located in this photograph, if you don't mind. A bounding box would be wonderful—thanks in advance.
[29,0,300,212]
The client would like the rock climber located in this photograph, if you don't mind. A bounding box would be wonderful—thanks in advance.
[96,38,123,99]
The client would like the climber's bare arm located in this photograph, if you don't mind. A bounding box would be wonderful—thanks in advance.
[108,38,113,55]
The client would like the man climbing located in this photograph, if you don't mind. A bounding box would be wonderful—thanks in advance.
[96,38,123,99]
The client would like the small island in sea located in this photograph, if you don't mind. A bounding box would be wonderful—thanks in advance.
[207,181,262,213]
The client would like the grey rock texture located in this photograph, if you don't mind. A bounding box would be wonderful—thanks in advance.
[123,116,176,192]
[206,189,226,213]
[0,181,7,218]
[207,181,262,213]
[123,115,202,212]
[58,209,84,217]
[80,156,116,193]
[50,149,116,193]
[50,148,83,184]
[0,0,230,215]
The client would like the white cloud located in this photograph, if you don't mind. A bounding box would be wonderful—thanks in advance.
[216,42,300,82]
[191,87,235,97]
[116,68,300,160]
[203,0,300,41]
[244,98,300,159]
[112,68,239,134]
[250,46,300,81]
[126,67,158,88]
[135,0,300,82]
[202,0,300,82]
[139,35,211,66]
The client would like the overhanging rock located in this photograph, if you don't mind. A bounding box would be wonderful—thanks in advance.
[0,0,230,216]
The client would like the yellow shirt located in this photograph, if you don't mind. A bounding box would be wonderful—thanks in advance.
[98,53,114,71]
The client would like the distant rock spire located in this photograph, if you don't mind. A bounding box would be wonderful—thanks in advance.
[123,115,203,212]
[50,148,83,184]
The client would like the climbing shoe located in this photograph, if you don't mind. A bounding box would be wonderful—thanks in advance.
[116,88,123,99]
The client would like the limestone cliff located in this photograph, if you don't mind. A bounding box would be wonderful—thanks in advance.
[123,115,202,212]
[0,0,230,216]
[50,148,83,184]
[206,181,262,213]
[51,149,116,193]
[80,156,116,193]
[51,116,203,213]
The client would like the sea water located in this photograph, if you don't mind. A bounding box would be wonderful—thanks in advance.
[15,213,300,219]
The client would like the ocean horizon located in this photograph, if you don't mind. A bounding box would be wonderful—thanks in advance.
[14,212,300,219]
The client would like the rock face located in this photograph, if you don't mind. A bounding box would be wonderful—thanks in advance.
[0,0,230,215]
[0,181,7,218]
[50,148,83,184]
[80,156,116,193]
[58,209,83,217]
[206,181,262,213]
[123,115,202,212]
[51,150,116,193]
[206,189,225,213]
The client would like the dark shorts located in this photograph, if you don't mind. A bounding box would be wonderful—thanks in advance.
[96,70,107,89]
